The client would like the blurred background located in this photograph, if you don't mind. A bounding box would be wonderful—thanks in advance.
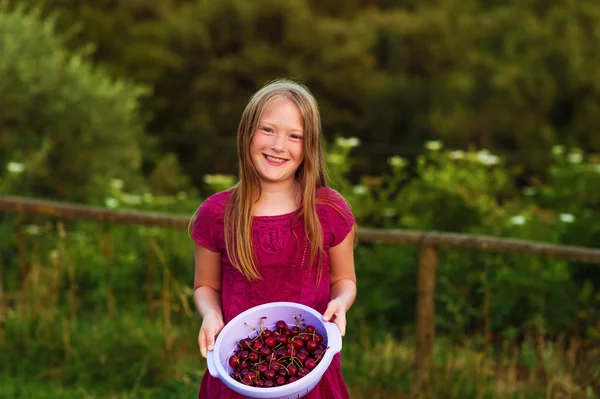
[0,0,599,398]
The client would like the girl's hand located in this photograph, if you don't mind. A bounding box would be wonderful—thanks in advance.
[198,310,224,358]
[323,298,347,336]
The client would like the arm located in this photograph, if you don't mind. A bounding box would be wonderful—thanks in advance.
[194,243,224,358]
[322,227,357,336]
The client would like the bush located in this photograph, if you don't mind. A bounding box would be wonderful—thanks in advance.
[0,4,148,203]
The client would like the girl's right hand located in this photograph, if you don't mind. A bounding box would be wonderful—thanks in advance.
[198,310,224,358]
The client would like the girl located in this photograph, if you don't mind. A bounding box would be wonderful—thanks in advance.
[190,79,357,398]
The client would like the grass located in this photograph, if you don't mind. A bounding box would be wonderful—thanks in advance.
[0,311,598,399]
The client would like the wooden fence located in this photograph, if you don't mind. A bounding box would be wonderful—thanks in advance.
[2,195,600,394]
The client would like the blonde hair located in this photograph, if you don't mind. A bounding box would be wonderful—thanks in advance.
[226,78,332,281]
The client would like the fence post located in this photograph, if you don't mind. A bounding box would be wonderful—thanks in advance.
[414,243,438,396]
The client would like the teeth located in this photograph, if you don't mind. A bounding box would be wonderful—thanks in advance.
[266,155,286,163]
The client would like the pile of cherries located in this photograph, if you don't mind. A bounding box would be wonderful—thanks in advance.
[227,315,328,387]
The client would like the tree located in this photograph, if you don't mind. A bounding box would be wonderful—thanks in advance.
[0,4,148,203]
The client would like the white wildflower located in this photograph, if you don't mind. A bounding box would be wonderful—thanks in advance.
[352,185,368,196]
[327,153,345,165]
[567,152,583,164]
[477,150,499,166]
[336,137,361,149]
[425,140,442,151]
[110,178,124,190]
[387,156,407,168]
[7,162,24,174]
[559,213,575,223]
[510,215,525,226]
[552,145,565,156]
[105,197,118,209]
[449,150,465,160]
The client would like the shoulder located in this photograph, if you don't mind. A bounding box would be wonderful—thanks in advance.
[198,189,234,216]
[315,186,354,221]
[316,186,350,209]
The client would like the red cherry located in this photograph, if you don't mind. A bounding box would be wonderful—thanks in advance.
[275,320,287,332]
[305,325,316,334]
[306,340,318,352]
[228,355,240,368]
[288,364,298,377]
[275,375,286,386]
[304,358,317,370]
[265,336,277,348]
[263,369,276,380]
[292,337,304,350]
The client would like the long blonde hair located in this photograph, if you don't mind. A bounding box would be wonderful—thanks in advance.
[226,79,330,281]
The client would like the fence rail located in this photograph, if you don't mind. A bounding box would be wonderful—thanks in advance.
[1,195,600,394]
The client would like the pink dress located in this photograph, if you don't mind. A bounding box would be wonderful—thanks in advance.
[191,186,355,399]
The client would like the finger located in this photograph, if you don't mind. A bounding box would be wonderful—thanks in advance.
[206,329,216,352]
[322,305,337,322]
[199,329,207,358]
[336,314,347,336]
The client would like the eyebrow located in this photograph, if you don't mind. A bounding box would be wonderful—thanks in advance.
[261,120,304,134]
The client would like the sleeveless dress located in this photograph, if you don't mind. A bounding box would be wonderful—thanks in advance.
[191,186,355,399]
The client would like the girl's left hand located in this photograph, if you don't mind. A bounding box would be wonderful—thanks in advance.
[322,299,347,336]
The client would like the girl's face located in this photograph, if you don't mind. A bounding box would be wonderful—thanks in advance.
[250,96,304,188]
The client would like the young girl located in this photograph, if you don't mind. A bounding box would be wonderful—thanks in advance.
[190,79,357,398]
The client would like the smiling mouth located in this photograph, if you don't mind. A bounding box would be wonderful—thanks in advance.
[264,154,288,164]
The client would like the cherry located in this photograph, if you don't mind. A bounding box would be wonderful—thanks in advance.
[306,340,318,352]
[305,325,316,334]
[259,347,271,358]
[275,375,286,386]
[264,380,275,388]
[304,358,317,370]
[275,335,288,345]
[275,320,287,332]
[288,376,299,383]
[257,363,268,374]
[239,350,249,361]
[290,326,300,335]
[264,336,277,348]
[252,341,264,351]
[297,351,308,363]
[261,329,272,338]
[292,337,304,350]
[288,364,298,377]
[247,351,259,363]
[297,368,308,378]
[263,369,276,380]
[255,378,265,387]
[228,356,240,368]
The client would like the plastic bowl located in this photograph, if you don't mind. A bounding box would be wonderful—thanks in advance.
[206,301,342,399]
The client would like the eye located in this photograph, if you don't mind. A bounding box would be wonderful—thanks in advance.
[290,134,303,140]
[262,127,274,134]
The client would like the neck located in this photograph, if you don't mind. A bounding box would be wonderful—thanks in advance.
[252,179,302,216]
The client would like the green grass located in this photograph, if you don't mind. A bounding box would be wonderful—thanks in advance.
[1,312,598,399]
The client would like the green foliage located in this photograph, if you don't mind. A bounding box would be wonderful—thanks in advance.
[15,0,600,189]
[0,4,148,203]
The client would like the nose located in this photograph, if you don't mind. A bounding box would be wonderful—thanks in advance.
[271,135,285,152]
